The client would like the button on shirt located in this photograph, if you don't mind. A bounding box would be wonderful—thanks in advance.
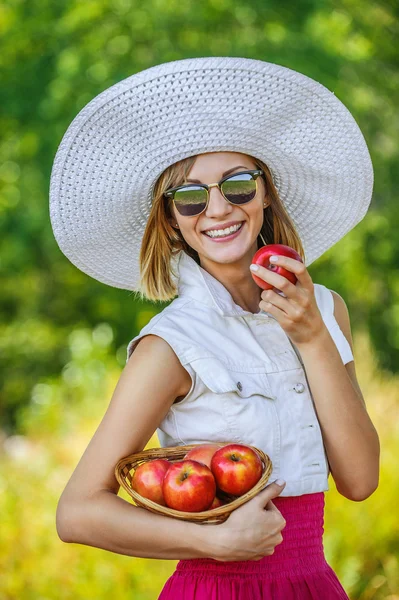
[126,250,354,497]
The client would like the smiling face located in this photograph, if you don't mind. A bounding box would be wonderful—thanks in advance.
[167,151,269,269]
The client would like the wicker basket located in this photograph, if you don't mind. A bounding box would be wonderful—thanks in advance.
[114,442,273,525]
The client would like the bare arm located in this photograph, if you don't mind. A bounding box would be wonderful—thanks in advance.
[56,334,220,559]
[56,333,288,562]
[58,489,219,559]
[296,292,380,502]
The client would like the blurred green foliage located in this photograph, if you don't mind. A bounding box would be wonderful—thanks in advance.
[0,0,398,597]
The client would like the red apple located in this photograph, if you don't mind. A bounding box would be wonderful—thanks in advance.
[131,458,171,506]
[183,443,225,470]
[210,443,262,496]
[251,243,304,292]
[208,496,227,509]
[162,459,216,512]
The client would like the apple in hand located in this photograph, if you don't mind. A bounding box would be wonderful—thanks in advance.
[183,443,225,470]
[131,458,171,506]
[251,243,304,292]
[162,460,216,512]
[210,443,262,496]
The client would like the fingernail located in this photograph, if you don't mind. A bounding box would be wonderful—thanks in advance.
[270,256,279,262]
[250,264,259,271]
[275,478,286,486]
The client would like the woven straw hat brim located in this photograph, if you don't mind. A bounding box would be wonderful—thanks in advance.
[49,56,374,291]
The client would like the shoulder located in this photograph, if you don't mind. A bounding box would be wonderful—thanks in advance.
[127,334,192,400]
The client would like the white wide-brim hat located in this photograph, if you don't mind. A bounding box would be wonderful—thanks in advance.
[49,56,374,291]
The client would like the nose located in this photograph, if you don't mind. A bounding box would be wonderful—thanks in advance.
[205,186,232,216]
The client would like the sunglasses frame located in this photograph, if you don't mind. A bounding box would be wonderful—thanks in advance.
[164,169,264,217]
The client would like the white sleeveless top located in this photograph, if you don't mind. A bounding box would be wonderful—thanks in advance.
[126,251,354,497]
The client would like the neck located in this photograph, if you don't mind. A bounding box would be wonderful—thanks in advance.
[199,249,262,314]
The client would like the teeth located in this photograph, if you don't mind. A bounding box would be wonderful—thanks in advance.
[204,223,243,238]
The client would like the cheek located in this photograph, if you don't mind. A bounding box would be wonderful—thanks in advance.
[181,219,202,240]
[246,203,264,226]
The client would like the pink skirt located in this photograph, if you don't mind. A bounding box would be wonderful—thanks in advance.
[158,492,350,599]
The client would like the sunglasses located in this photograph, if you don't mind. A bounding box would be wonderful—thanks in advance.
[164,169,264,217]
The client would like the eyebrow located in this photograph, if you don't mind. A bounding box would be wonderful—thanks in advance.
[186,165,250,183]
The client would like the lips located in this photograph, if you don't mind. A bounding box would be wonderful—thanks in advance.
[202,222,245,242]
[202,221,244,237]
[202,220,244,234]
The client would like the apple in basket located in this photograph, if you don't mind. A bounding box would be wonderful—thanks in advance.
[131,458,171,506]
[183,443,225,469]
[209,495,227,509]
[162,459,217,512]
[251,243,304,292]
[211,443,263,496]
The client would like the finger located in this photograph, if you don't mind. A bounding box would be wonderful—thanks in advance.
[256,480,286,507]
[251,263,297,297]
[265,499,282,512]
[261,288,290,311]
[268,255,311,288]
[259,297,286,319]
[260,288,307,321]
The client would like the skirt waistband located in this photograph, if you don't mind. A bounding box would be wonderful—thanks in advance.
[176,492,327,580]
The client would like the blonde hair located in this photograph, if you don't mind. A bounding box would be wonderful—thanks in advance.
[136,154,306,303]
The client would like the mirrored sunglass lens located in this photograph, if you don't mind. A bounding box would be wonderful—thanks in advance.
[222,173,257,204]
[173,186,207,216]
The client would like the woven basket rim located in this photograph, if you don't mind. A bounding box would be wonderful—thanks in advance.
[115,442,273,524]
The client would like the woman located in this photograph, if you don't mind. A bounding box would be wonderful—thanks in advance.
[51,57,380,599]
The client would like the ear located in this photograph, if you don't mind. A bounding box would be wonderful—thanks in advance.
[167,215,178,228]
[166,202,178,228]
[259,177,270,206]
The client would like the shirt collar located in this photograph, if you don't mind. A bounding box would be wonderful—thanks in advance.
[176,250,261,318]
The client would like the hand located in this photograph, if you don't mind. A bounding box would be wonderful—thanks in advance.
[251,255,325,347]
[210,480,287,562]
